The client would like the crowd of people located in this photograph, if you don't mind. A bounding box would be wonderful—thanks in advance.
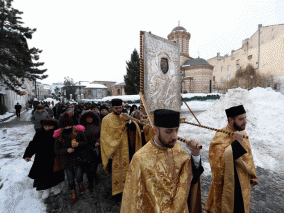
[24,99,154,204]
[23,99,257,212]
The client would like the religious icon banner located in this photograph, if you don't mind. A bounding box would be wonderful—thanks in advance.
[142,31,181,112]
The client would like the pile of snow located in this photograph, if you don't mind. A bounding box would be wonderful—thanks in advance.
[179,87,284,174]
[0,118,45,212]
[0,112,14,121]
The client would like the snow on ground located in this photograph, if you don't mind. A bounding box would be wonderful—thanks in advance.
[181,100,215,112]
[1,88,283,211]
[0,112,14,120]
[178,87,284,175]
[0,114,45,212]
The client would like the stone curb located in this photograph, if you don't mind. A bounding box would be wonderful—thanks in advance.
[0,109,28,123]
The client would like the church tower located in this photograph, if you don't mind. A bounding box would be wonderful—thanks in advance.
[167,22,192,65]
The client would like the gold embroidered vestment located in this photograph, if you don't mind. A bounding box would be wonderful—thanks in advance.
[100,112,142,195]
[205,125,258,213]
[121,140,202,213]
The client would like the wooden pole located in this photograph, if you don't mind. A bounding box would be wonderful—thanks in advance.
[181,120,249,139]
[181,96,201,125]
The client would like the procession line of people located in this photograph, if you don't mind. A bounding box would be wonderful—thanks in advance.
[23,99,257,212]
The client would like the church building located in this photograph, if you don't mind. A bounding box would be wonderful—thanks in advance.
[167,24,214,93]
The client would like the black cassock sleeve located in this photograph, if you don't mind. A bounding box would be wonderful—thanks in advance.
[126,120,136,131]
[231,140,247,160]
[191,157,204,184]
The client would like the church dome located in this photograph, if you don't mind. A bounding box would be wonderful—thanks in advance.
[183,58,211,66]
[172,26,187,32]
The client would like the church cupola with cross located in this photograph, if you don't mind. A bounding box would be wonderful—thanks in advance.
[167,21,192,65]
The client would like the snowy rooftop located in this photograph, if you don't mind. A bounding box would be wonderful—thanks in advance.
[79,82,107,89]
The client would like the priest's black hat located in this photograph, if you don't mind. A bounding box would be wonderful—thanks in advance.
[154,109,180,128]
[111,98,122,106]
[225,105,246,118]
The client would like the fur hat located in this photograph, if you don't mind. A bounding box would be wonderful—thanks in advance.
[61,113,74,128]
[41,118,58,127]
[100,105,108,111]
[37,105,44,110]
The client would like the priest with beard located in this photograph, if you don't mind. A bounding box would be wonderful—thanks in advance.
[121,109,204,213]
[205,105,258,213]
[100,98,142,197]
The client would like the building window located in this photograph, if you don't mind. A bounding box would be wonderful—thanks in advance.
[221,66,223,72]
[248,55,252,60]
[117,89,120,95]
[213,76,215,81]
[227,75,230,81]
[236,59,240,66]
[228,65,230,71]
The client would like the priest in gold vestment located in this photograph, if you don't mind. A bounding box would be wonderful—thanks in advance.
[205,105,258,213]
[100,99,142,196]
[121,109,204,213]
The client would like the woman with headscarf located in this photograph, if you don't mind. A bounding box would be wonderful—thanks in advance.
[23,118,65,199]
[129,104,138,116]
[54,113,89,204]
[79,111,101,188]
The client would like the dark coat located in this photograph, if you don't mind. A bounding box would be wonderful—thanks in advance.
[23,128,65,184]
[79,111,101,147]
[14,104,22,112]
[54,128,90,170]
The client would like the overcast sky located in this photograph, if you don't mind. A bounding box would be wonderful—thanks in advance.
[13,0,284,85]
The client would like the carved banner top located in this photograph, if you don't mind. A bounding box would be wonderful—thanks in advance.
[142,31,181,112]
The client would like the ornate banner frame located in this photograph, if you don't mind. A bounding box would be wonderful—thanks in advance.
[141,31,181,113]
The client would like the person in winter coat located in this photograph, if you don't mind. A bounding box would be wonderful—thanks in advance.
[23,118,65,199]
[31,105,50,132]
[14,103,22,117]
[44,105,54,118]
[79,111,101,188]
[32,98,39,114]
[129,104,137,116]
[73,105,81,125]
[99,105,109,121]
[54,113,89,204]
[58,109,79,128]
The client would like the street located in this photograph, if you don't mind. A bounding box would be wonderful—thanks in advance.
[0,109,283,212]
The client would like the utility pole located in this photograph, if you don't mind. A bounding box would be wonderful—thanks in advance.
[35,80,37,98]
[79,81,81,101]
